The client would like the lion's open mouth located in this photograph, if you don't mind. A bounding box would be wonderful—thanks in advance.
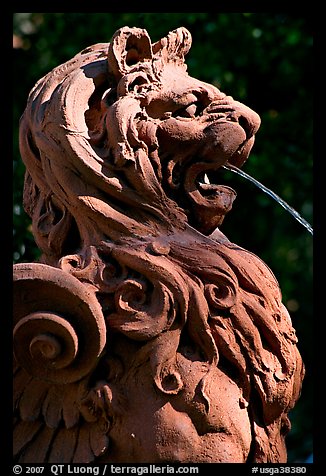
[168,160,236,235]
[156,98,260,236]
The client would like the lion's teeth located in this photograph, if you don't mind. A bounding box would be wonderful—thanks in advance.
[203,173,210,184]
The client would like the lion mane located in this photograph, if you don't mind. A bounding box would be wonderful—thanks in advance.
[14,27,304,463]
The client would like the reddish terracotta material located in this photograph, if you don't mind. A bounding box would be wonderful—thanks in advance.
[14,26,304,463]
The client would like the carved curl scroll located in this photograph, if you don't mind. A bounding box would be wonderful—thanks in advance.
[13,263,106,385]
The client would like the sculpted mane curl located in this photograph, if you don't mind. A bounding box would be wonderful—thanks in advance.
[15,27,304,463]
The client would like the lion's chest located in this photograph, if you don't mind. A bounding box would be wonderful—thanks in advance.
[102,343,251,463]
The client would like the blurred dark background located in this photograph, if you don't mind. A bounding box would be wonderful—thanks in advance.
[13,13,313,463]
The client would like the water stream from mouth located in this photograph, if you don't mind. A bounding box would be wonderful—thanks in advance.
[222,163,313,236]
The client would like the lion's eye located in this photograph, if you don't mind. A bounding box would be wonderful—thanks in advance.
[173,103,198,118]
[183,104,198,117]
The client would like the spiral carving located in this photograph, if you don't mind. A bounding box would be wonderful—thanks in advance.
[115,279,147,312]
[13,263,107,384]
[204,283,237,310]
[109,277,176,341]
[14,312,79,382]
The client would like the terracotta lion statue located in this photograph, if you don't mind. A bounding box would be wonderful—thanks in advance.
[14,26,304,463]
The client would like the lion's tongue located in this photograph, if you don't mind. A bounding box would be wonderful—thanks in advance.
[183,164,237,234]
[195,170,235,198]
[196,172,226,195]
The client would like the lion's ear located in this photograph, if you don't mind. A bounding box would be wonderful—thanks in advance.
[152,27,192,65]
[108,27,153,80]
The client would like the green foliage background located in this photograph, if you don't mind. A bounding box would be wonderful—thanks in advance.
[13,13,313,463]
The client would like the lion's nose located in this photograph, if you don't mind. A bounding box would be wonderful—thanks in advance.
[205,97,261,140]
[229,103,261,140]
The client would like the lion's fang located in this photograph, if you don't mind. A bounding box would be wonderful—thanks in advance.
[203,173,210,185]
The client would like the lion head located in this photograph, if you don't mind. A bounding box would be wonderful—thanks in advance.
[15,26,304,463]
[19,26,261,258]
